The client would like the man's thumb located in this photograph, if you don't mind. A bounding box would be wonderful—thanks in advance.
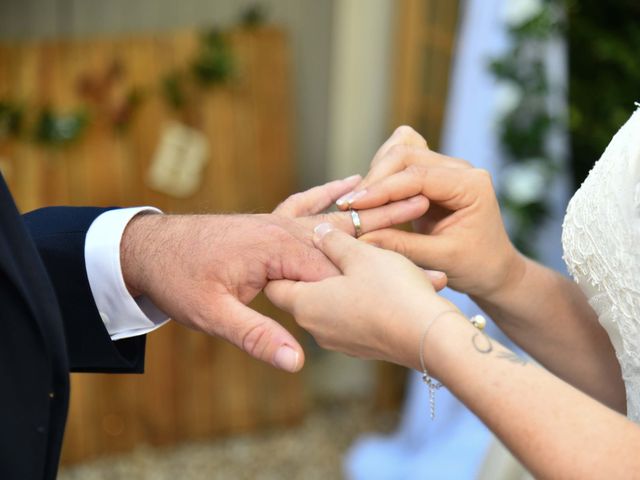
[217,297,305,373]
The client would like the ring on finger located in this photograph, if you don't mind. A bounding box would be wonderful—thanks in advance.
[350,209,362,238]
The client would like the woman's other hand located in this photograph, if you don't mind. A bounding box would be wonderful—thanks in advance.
[265,224,457,370]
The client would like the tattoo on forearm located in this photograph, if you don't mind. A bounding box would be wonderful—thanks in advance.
[497,351,528,366]
[471,332,493,354]
[471,331,528,366]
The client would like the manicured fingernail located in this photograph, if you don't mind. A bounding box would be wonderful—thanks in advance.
[347,190,367,206]
[343,174,361,183]
[336,189,367,208]
[274,345,299,372]
[408,195,424,203]
[314,222,334,241]
[336,191,353,207]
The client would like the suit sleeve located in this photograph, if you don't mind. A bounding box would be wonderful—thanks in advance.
[22,206,146,374]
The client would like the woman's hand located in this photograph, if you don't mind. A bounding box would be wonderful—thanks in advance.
[337,126,524,302]
[273,175,448,291]
[265,223,458,370]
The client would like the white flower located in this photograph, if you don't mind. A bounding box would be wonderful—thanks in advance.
[502,159,547,204]
[502,0,544,26]
[494,81,523,119]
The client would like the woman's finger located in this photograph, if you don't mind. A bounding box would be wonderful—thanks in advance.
[320,195,429,237]
[348,166,488,212]
[312,223,375,274]
[370,125,428,166]
[360,228,451,272]
[424,269,448,291]
[264,279,300,315]
[346,148,472,204]
[274,174,361,217]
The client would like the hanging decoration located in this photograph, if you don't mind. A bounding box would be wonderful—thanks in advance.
[146,122,209,197]
[489,0,564,257]
[76,60,145,132]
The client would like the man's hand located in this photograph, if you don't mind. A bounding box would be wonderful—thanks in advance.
[119,175,433,373]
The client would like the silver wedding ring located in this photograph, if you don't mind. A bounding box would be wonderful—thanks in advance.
[350,209,362,238]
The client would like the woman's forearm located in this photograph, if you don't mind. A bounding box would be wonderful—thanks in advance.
[471,255,625,411]
[424,315,640,479]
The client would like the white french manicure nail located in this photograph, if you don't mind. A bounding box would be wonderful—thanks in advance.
[336,191,354,207]
[337,190,367,208]
[347,190,367,206]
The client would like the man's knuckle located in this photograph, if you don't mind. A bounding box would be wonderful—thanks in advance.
[264,221,290,243]
[242,322,270,358]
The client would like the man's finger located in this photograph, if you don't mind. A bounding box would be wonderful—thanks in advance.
[274,175,361,217]
[214,296,305,373]
[312,223,374,273]
[324,195,429,237]
[360,228,451,272]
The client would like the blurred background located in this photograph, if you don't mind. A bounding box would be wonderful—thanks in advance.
[0,0,639,478]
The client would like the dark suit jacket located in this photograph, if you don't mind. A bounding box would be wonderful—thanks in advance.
[0,175,147,479]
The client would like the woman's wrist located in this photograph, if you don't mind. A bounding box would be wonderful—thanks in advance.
[419,310,477,378]
[398,302,468,372]
[476,249,528,306]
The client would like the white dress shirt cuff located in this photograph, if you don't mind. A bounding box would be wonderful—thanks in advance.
[85,207,170,340]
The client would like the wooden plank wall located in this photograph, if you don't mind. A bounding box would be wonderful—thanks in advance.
[0,27,305,464]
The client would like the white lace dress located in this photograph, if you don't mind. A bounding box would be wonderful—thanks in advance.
[562,105,640,421]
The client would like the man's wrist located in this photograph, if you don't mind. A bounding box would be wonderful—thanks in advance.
[120,212,166,298]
